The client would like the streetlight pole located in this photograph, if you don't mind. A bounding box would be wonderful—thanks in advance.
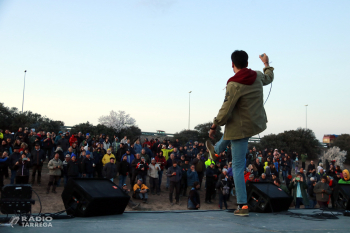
[188,91,192,130]
[22,70,27,113]
[305,104,308,129]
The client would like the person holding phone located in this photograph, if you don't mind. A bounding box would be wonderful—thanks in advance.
[289,174,309,208]
[13,153,32,184]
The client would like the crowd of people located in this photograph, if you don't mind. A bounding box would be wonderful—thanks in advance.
[0,128,349,211]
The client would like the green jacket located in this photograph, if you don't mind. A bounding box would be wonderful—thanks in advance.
[289,180,309,206]
[338,179,350,184]
[214,67,274,140]
[280,184,290,195]
[301,154,307,162]
[313,182,332,202]
[205,158,215,168]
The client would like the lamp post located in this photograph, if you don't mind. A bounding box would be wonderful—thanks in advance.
[305,104,308,129]
[188,91,192,130]
[22,70,27,113]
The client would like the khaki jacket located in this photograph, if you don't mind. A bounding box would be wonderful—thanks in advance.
[48,158,63,176]
[214,66,274,140]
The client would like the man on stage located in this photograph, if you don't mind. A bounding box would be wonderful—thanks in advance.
[207,50,274,216]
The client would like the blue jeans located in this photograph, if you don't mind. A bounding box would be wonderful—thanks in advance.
[119,175,127,187]
[282,170,287,181]
[158,170,163,187]
[295,197,303,209]
[11,170,17,184]
[214,136,249,205]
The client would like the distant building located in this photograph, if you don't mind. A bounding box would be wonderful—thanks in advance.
[323,134,339,144]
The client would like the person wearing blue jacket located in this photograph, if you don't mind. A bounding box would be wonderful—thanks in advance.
[187,165,199,188]
[134,140,142,154]
[82,151,95,178]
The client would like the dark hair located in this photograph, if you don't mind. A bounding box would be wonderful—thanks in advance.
[274,179,281,185]
[231,50,248,69]
[193,181,199,187]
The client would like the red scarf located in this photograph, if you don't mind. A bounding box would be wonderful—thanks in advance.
[227,68,257,85]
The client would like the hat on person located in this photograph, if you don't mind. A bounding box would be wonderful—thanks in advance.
[249,174,254,178]
[86,151,91,155]
[58,131,63,134]
[141,156,145,160]
[86,133,90,136]
[138,178,143,182]
[35,143,40,146]
[65,154,70,158]
[126,149,130,152]
[107,149,111,152]
[71,153,76,158]
[274,148,278,151]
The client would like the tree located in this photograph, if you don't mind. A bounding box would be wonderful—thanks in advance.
[323,147,347,169]
[174,130,199,145]
[98,110,136,133]
[71,122,97,135]
[260,128,321,158]
[332,134,350,163]
[118,125,142,143]
[194,122,223,142]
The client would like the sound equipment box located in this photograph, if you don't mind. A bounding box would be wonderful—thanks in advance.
[0,184,35,214]
[246,182,293,213]
[334,184,350,210]
[61,178,130,217]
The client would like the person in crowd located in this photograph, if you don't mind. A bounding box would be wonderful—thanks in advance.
[134,139,142,154]
[131,153,141,187]
[136,157,149,184]
[216,168,232,210]
[9,145,21,184]
[307,160,316,178]
[301,153,307,170]
[82,151,95,178]
[205,163,217,204]
[133,178,149,203]
[192,153,206,188]
[317,163,324,173]
[155,151,166,189]
[103,157,117,182]
[259,173,269,183]
[148,158,160,195]
[119,155,130,187]
[31,143,46,185]
[327,164,336,178]
[102,149,116,166]
[0,151,9,189]
[314,176,332,208]
[205,156,215,168]
[161,144,174,161]
[289,173,309,208]
[67,154,79,180]
[69,133,78,146]
[246,174,259,185]
[62,154,70,186]
[187,163,199,194]
[188,181,201,210]
[112,137,120,154]
[167,160,182,205]
[93,147,103,178]
[13,153,31,184]
[103,137,111,152]
[165,153,176,190]
[335,165,342,175]
[140,149,150,164]
[316,168,326,181]
[47,152,63,194]
[281,157,289,183]
[307,177,317,208]
[274,179,289,195]
[253,158,264,178]
[294,156,299,174]
[57,133,69,153]
[121,184,140,209]
[338,169,350,184]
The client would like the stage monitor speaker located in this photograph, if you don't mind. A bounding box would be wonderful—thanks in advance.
[246,182,293,213]
[0,184,34,214]
[61,178,130,217]
[334,184,350,210]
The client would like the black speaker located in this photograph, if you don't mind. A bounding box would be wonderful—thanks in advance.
[246,182,293,213]
[334,184,350,210]
[61,178,130,217]
[0,184,34,214]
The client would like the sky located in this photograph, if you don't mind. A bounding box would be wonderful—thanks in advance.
[1,0,349,141]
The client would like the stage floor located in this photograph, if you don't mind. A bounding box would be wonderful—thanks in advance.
[1,209,348,233]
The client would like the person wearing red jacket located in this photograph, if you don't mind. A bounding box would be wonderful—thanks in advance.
[155,151,166,190]
[69,133,78,146]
